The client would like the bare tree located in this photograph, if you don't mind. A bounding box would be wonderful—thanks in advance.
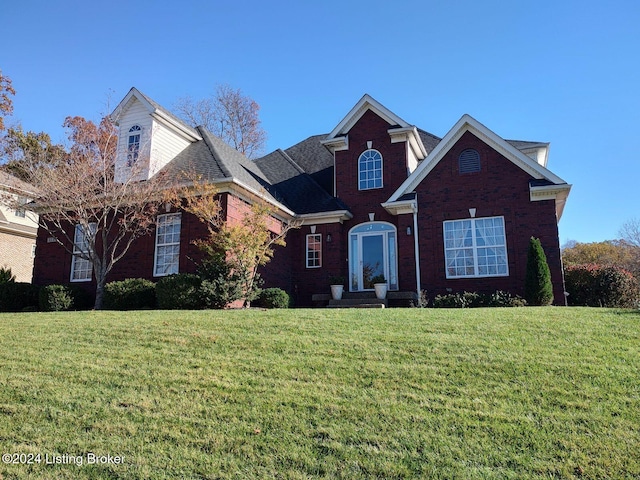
[0,70,15,132]
[4,114,175,309]
[620,218,640,249]
[174,84,267,159]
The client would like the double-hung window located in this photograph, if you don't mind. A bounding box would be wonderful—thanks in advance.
[127,125,141,166]
[306,234,322,268]
[70,223,96,282]
[443,216,508,278]
[154,213,181,276]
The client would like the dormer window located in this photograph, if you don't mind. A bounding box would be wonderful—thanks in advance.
[358,149,383,190]
[127,125,142,166]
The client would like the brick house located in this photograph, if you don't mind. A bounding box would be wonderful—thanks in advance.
[32,89,571,306]
[0,171,38,282]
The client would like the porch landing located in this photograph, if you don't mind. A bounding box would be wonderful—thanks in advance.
[312,291,418,308]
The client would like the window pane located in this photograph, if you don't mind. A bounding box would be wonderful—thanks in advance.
[443,217,508,278]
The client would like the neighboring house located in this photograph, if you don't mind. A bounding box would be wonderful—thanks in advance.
[32,88,571,305]
[0,171,38,282]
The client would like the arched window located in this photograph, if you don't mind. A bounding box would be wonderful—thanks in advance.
[358,149,383,190]
[458,148,481,174]
[127,125,142,166]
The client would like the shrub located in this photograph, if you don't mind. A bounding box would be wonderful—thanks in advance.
[524,237,554,306]
[0,282,39,312]
[432,290,526,308]
[103,278,156,310]
[565,264,639,308]
[254,288,291,309]
[197,253,244,309]
[486,290,527,308]
[433,291,483,308]
[0,267,16,284]
[39,285,74,312]
[156,274,205,310]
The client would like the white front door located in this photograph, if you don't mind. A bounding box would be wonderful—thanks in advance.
[349,222,398,291]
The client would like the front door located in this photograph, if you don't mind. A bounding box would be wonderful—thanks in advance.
[349,222,398,291]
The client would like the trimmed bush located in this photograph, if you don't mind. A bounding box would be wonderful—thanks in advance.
[565,264,639,308]
[104,278,156,310]
[254,288,291,309]
[0,282,39,312]
[433,290,526,308]
[524,237,554,306]
[434,291,483,308]
[156,274,205,310]
[39,285,74,312]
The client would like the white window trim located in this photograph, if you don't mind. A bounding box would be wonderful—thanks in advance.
[153,213,181,277]
[306,234,322,269]
[358,149,383,191]
[443,216,509,279]
[70,223,96,282]
[127,125,142,166]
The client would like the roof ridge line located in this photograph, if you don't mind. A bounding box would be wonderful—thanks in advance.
[197,127,233,179]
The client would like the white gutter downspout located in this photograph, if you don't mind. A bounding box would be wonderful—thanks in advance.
[412,201,421,302]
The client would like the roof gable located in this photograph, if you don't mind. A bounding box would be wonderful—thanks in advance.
[389,114,569,202]
[110,87,202,142]
[326,94,410,139]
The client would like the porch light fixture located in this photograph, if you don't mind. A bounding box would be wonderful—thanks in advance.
[310,225,316,234]
[406,226,412,235]
[326,233,332,243]
[164,202,171,213]
[368,213,375,221]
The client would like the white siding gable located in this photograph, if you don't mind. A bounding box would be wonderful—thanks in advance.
[114,97,153,183]
[113,91,195,183]
[148,118,191,178]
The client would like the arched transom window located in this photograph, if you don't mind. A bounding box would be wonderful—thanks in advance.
[358,149,383,190]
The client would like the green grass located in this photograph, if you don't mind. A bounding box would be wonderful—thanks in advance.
[0,308,638,479]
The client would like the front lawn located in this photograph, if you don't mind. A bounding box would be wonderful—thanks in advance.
[0,308,638,479]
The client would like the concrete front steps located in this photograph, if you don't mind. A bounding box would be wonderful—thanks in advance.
[312,291,417,308]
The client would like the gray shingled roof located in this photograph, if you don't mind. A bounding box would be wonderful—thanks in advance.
[159,127,286,208]
[0,170,38,195]
[153,90,550,217]
[255,149,347,214]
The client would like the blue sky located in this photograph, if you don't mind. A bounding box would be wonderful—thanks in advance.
[3,0,639,244]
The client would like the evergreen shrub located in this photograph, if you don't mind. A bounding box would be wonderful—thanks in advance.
[103,278,156,310]
[524,237,554,306]
[254,288,291,309]
[156,274,205,310]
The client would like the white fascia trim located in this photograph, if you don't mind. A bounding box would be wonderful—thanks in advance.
[389,114,568,202]
[297,210,353,225]
[530,183,572,221]
[151,111,202,142]
[179,177,296,220]
[320,135,349,152]
[110,87,201,142]
[227,179,296,219]
[388,126,427,159]
[326,94,410,140]
[0,223,38,239]
[381,199,417,216]
[110,87,150,124]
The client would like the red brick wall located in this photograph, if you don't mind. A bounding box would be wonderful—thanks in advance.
[413,131,566,305]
